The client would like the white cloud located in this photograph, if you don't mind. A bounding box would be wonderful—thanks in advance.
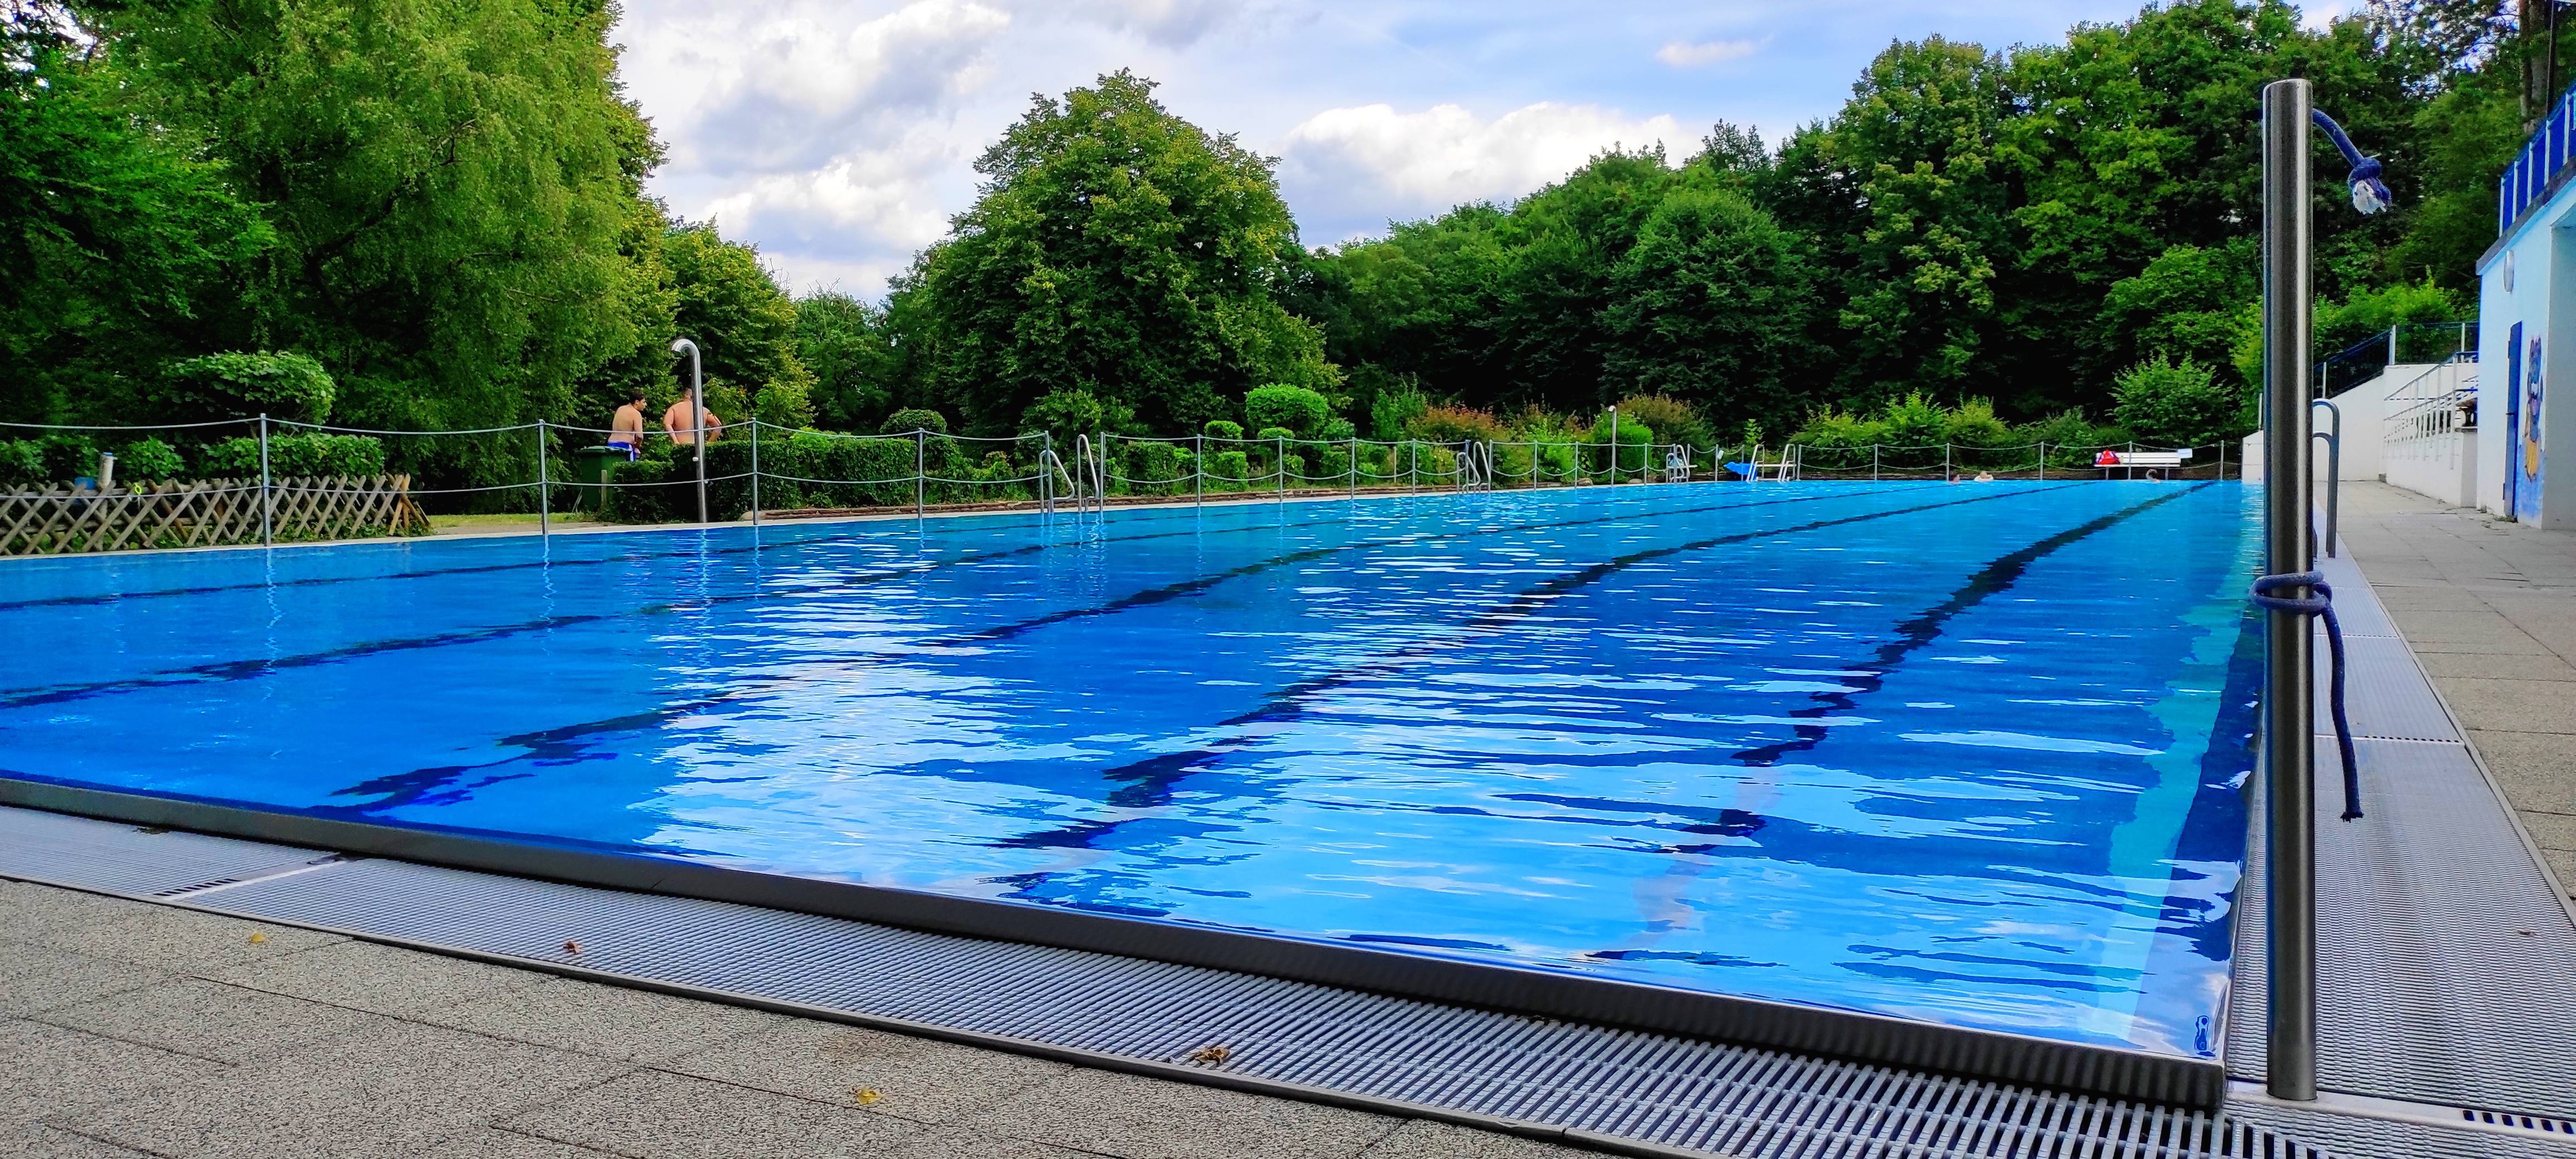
[1280,102,1694,229]
[1656,38,1759,68]
[622,0,1010,175]
[1064,0,1243,47]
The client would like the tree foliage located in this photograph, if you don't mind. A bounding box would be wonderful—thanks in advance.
[896,71,1335,437]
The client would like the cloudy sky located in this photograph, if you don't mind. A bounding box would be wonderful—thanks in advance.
[614,0,2351,299]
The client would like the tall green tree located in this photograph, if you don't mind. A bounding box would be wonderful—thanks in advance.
[1,3,268,421]
[1601,183,1817,434]
[897,70,1336,435]
[80,0,671,436]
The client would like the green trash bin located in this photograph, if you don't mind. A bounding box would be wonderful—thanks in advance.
[571,445,626,512]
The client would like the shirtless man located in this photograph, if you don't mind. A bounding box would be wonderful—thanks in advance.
[609,389,647,460]
[663,392,722,448]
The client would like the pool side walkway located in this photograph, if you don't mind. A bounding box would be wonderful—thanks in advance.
[2335,481,2576,899]
[1,877,1578,1158]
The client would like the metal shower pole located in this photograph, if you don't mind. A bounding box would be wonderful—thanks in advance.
[2260,77,2318,1104]
[668,339,705,524]
[535,420,549,538]
[256,414,272,547]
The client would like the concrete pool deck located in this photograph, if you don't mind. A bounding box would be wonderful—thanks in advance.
[2335,481,2576,901]
[2,878,1577,1158]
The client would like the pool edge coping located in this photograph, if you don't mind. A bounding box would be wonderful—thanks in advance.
[0,775,2227,1109]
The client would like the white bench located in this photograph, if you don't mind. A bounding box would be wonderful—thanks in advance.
[2094,449,2191,470]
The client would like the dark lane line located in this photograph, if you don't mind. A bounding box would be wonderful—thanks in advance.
[0,497,1338,613]
[990,483,2092,853]
[1,485,1910,710]
[312,486,1934,814]
[1502,482,2211,832]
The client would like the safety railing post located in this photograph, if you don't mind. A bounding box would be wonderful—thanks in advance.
[2037,441,2046,481]
[2260,76,2319,1104]
[1195,434,1205,507]
[915,429,925,517]
[1349,436,1358,500]
[1277,433,1286,502]
[748,419,761,529]
[1943,442,1952,481]
[1872,444,1880,481]
[256,413,273,547]
[2312,399,2342,556]
[536,420,550,539]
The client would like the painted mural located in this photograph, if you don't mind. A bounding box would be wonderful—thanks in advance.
[2520,332,2547,523]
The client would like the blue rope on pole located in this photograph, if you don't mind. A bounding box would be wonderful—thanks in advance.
[2309,109,2391,215]
[2251,570,2362,820]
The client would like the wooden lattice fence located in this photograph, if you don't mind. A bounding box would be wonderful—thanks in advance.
[0,476,429,556]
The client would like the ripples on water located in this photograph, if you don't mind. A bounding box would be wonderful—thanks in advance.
[0,481,2260,1057]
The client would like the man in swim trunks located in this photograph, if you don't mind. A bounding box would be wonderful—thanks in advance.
[663,391,722,449]
[610,389,647,460]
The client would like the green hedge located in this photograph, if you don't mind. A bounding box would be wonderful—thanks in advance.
[198,433,387,478]
[598,432,1046,523]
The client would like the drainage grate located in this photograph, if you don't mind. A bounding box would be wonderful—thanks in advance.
[0,803,326,895]
[2227,560,2576,1123]
[0,804,2388,1159]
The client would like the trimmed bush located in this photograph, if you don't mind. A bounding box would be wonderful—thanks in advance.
[1244,384,1331,436]
[1204,419,1244,442]
[879,407,949,435]
[198,433,386,478]
[116,437,187,482]
[1208,449,1250,488]
[153,351,335,423]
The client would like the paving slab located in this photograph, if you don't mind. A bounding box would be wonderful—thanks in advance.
[54,1017,630,1159]
[209,937,551,1017]
[38,976,402,1064]
[962,1067,1403,1159]
[419,1128,630,1158]
[1360,1121,1595,1158]
[5,1125,157,1158]
[2427,677,2576,734]
[0,941,173,1017]
[2459,730,2576,814]
[420,975,782,1063]
[26,899,342,970]
[2414,650,2576,681]
[662,1016,1069,1126]
[0,1019,224,1128]
[501,1069,923,1159]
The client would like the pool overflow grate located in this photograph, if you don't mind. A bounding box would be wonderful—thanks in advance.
[12,803,2552,1159]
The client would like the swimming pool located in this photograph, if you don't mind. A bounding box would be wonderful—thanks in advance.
[0,481,2260,1066]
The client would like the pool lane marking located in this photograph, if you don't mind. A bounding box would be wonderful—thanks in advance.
[1503,483,2213,972]
[0,485,1907,710]
[1712,482,2209,768]
[303,485,1936,816]
[0,502,1283,613]
[986,483,2095,854]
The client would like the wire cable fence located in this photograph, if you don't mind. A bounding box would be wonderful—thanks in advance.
[1,414,2248,555]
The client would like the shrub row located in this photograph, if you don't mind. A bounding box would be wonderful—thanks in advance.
[0,432,386,490]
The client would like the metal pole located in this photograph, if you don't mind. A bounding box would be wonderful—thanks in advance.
[1277,433,1286,502]
[1350,436,1358,500]
[915,429,925,517]
[1943,442,1952,481]
[2038,441,2046,481]
[536,420,549,538]
[2312,399,2342,556]
[1872,444,1880,481]
[256,413,272,547]
[1609,407,1619,484]
[669,339,705,524]
[748,419,761,529]
[2260,76,2318,1105]
[1195,434,1205,506]
[2219,440,2227,481]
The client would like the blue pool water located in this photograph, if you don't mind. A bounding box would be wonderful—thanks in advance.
[0,482,2261,1059]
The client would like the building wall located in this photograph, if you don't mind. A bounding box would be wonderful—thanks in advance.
[2474,185,2576,525]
